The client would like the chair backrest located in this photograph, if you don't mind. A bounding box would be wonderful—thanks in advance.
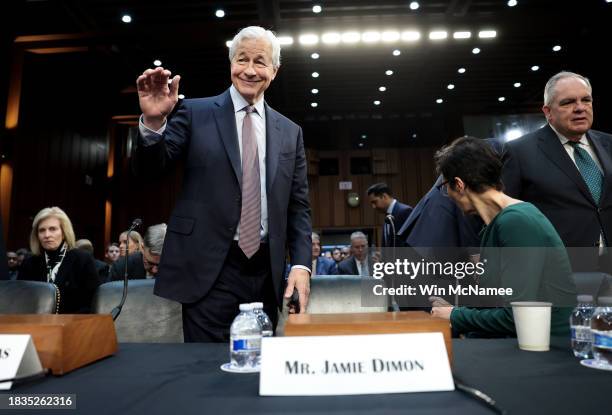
[572,272,612,300]
[0,280,59,314]
[92,280,183,342]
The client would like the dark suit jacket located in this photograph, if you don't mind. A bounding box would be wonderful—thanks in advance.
[398,176,482,260]
[383,201,413,247]
[18,249,100,313]
[337,256,374,276]
[314,256,338,276]
[502,125,612,270]
[133,89,312,304]
[110,252,146,282]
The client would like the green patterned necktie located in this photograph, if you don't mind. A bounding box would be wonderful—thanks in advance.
[568,141,603,204]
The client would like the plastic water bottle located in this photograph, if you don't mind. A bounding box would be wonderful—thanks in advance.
[570,294,595,359]
[591,296,612,367]
[251,302,273,337]
[229,304,262,370]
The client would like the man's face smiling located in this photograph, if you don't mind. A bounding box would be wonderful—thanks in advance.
[231,37,278,104]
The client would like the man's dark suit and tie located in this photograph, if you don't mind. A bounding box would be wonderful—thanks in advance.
[337,232,375,276]
[502,72,612,273]
[310,232,338,276]
[133,27,312,342]
[366,183,412,247]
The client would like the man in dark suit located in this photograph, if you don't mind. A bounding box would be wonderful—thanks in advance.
[367,183,412,247]
[311,232,337,276]
[338,232,376,276]
[503,71,612,272]
[134,26,312,342]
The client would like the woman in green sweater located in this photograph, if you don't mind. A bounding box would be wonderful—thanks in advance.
[430,137,576,337]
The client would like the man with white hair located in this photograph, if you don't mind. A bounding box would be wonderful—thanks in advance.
[338,232,374,276]
[503,71,612,273]
[133,26,312,342]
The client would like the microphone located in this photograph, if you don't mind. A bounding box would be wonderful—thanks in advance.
[111,218,142,321]
[384,214,400,311]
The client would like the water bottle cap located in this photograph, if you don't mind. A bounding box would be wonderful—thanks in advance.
[597,296,612,306]
[239,303,252,311]
[251,302,264,309]
[577,294,594,303]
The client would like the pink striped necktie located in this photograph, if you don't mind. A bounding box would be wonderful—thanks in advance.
[238,105,261,258]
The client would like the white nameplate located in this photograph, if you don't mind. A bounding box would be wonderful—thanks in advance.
[259,333,454,396]
[0,335,43,390]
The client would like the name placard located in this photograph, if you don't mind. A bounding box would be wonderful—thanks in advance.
[259,333,454,396]
[0,335,43,390]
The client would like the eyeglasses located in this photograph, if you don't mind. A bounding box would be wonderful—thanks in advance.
[436,180,450,197]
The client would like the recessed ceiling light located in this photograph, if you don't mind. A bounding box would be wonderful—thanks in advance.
[312,5,322,13]
[458,67,466,74]
[374,100,381,106]
[178,94,185,99]
[453,31,472,39]
[215,9,225,18]
[361,134,367,139]
[514,82,521,88]
[401,31,421,41]
[412,133,418,138]
[278,36,294,45]
[311,52,320,59]
[358,142,365,147]
[429,31,448,40]
[121,14,132,23]
[498,97,506,102]
[311,102,318,108]
[507,0,518,6]
[472,47,481,54]
[299,34,319,45]
[341,32,361,43]
[362,31,382,43]
[478,30,497,39]
[311,72,319,78]
[392,49,401,56]
[385,70,393,76]
[382,31,401,42]
[311,88,319,94]
[379,86,387,92]
[552,45,562,52]
[153,59,162,66]
[436,98,444,104]
[531,65,540,71]
[225,40,232,48]
[447,84,455,90]
[409,1,420,10]
[322,32,341,44]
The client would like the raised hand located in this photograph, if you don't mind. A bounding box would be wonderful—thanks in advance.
[136,67,181,130]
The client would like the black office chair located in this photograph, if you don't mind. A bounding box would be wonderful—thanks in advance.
[92,280,183,342]
[0,280,59,314]
[572,272,612,300]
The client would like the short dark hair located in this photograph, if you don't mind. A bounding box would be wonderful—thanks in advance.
[367,183,392,197]
[434,136,503,194]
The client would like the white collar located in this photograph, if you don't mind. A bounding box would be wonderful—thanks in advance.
[387,199,397,215]
[549,123,589,147]
[230,85,265,117]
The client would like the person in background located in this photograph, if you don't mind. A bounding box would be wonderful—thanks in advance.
[430,137,576,337]
[311,232,338,277]
[118,230,143,257]
[340,246,351,260]
[16,248,31,266]
[76,239,110,285]
[367,183,412,247]
[142,224,167,278]
[338,232,375,276]
[7,251,20,280]
[105,243,120,265]
[18,207,99,313]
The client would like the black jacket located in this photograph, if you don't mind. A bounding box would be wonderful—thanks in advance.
[18,249,100,313]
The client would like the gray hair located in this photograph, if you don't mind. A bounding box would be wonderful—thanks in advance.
[143,223,167,256]
[229,26,281,69]
[350,231,368,242]
[75,239,94,254]
[312,232,320,242]
[544,71,592,106]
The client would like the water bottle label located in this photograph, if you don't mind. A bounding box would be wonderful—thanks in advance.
[570,326,593,342]
[232,337,261,352]
[592,331,612,350]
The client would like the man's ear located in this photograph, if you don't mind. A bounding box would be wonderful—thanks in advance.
[542,105,552,121]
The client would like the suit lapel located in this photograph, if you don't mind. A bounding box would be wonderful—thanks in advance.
[537,125,595,205]
[265,103,282,194]
[213,89,241,186]
[589,131,612,204]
